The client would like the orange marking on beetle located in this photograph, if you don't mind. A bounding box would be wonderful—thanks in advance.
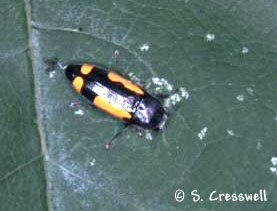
[72,76,84,93]
[81,64,94,75]
[93,96,132,120]
[108,72,144,95]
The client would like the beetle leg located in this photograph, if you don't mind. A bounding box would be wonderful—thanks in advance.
[105,123,129,150]
[69,99,96,111]
[135,127,144,137]
[112,48,119,66]
[69,101,82,108]
[45,58,66,72]
[110,48,120,72]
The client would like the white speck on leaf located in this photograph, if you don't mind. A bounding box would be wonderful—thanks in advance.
[74,109,84,116]
[152,77,173,92]
[171,93,181,102]
[180,87,190,99]
[128,72,142,85]
[270,157,277,175]
[271,157,277,166]
[275,115,277,122]
[198,127,208,140]
[236,94,244,102]
[139,43,150,52]
[227,129,234,136]
[138,130,143,137]
[45,155,49,161]
[90,159,96,166]
[242,47,249,54]
[206,33,215,41]
[67,28,79,32]
[151,78,188,108]
[49,71,55,78]
[146,132,153,140]
[164,93,181,107]
[270,167,277,174]
[256,141,262,150]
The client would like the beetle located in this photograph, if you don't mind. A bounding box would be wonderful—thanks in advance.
[64,63,168,131]
[46,59,174,149]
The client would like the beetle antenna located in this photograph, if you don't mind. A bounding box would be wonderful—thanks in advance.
[105,124,129,150]
[155,88,179,100]
[45,58,67,72]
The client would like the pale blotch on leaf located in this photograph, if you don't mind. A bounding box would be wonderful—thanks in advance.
[205,33,215,41]
[164,90,188,108]
[145,131,153,140]
[180,87,190,100]
[242,47,249,54]
[271,157,277,166]
[256,141,262,150]
[151,77,189,109]
[246,87,254,95]
[270,167,277,174]
[227,129,235,136]
[139,43,150,52]
[74,109,84,116]
[128,72,142,85]
[270,157,277,175]
[90,159,96,166]
[49,71,56,78]
[166,91,189,108]
[236,94,244,102]
[198,127,208,140]
[152,77,173,92]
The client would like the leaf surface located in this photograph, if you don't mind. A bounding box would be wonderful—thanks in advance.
[1,0,277,210]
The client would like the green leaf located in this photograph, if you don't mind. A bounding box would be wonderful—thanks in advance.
[0,0,47,210]
[1,0,277,210]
